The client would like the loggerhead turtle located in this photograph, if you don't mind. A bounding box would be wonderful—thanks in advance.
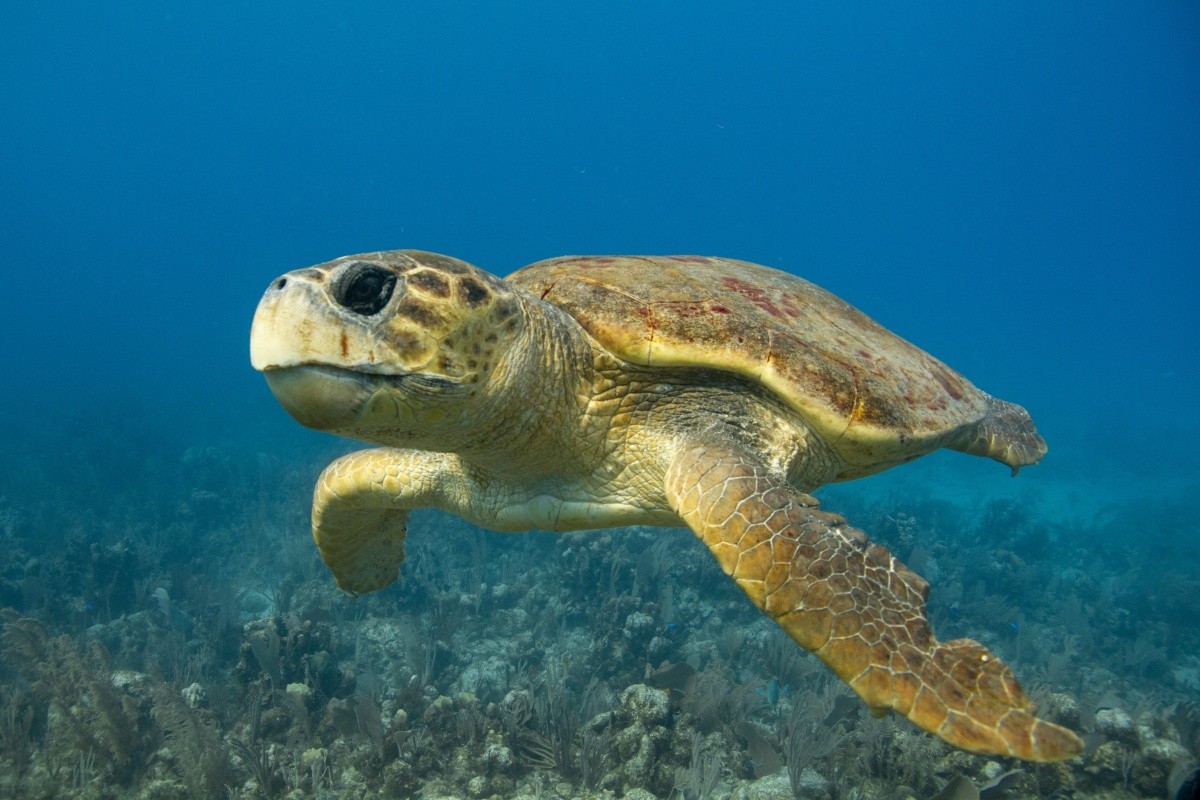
[249,251,1082,761]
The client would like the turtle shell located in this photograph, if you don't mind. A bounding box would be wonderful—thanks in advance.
[507,255,998,476]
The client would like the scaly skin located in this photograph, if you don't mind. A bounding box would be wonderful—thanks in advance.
[251,250,1083,762]
[312,449,463,595]
[664,443,1082,761]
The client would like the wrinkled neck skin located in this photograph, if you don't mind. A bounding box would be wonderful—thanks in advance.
[343,292,595,477]
[453,295,597,476]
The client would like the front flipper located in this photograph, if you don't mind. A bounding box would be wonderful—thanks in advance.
[665,443,1082,761]
[312,448,474,595]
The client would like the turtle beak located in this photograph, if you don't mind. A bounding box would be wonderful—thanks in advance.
[250,272,334,373]
[251,271,378,431]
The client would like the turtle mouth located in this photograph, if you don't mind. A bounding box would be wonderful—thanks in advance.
[261,365,398,431]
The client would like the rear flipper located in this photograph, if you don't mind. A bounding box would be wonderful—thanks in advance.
[950,395,1048,475]
[665,442,1081,761]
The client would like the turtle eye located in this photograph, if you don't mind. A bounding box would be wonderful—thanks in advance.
[334,262,397,316]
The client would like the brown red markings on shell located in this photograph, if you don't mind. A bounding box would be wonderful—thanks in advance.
[636,305,659,331]
[536,258,600,273]
[651,301,711,319]
[777,293,805,319]
[665,255,711,264]
[721,276,786,319]
[339,333,349,358]
[852,392,909,428]
[931,364,965,401]
[712,304,732,314]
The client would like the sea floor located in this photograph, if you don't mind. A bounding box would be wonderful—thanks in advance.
[0,425,1196,799]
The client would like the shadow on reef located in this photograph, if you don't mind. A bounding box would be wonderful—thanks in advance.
[0,415,1198,798]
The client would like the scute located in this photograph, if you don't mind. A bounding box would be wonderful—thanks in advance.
[508,256,995,475]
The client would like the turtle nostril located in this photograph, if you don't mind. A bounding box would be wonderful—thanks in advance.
[274,277,288,291]
[333,262,398,316]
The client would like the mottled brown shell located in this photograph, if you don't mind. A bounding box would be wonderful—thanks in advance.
[508,256,1007,474]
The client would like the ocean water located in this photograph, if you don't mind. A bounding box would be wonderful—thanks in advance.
[1,3,1197,798]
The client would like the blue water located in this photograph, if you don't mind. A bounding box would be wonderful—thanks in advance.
[1,3,1198,796]
[3,3,1197,440]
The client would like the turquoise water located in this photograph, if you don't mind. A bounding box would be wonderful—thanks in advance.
[1,4,1197,798]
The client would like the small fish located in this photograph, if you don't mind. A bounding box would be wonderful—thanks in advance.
[645,661,697,695]
[755,678,789,707]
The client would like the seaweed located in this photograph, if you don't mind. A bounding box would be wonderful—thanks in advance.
[784,683,848,791]
[0,610,140,786]
[0,417,1197,799]
[147,681,231,797]
[673,732,723,800]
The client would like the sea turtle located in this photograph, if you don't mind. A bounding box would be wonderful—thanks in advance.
[249,250,1082,761]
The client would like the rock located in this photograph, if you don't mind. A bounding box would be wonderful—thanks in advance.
[301,747,327,766]
[1133,736,1190,796]
[618,683,670,727]
[624,611,657,650]
[734,767,830,800]
[181,682,206,709]
[1040,692,1081,730]
[736,771,791,800]
[285,681,312,707]
[1095,707,1139,747]
[611,684,674,795]
[482,730,514,773]
[1084,740,1134,786]
[622,790,657,800]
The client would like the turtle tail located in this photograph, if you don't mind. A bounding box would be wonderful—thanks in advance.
[949,395,1047,475]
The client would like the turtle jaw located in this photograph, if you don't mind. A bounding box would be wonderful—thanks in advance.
[262,364,473,440]
[260,365,379,432]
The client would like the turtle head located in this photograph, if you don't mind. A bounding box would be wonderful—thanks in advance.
[250,250,525,443]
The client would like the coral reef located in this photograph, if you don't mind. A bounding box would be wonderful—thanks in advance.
[0,416,1197,798]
